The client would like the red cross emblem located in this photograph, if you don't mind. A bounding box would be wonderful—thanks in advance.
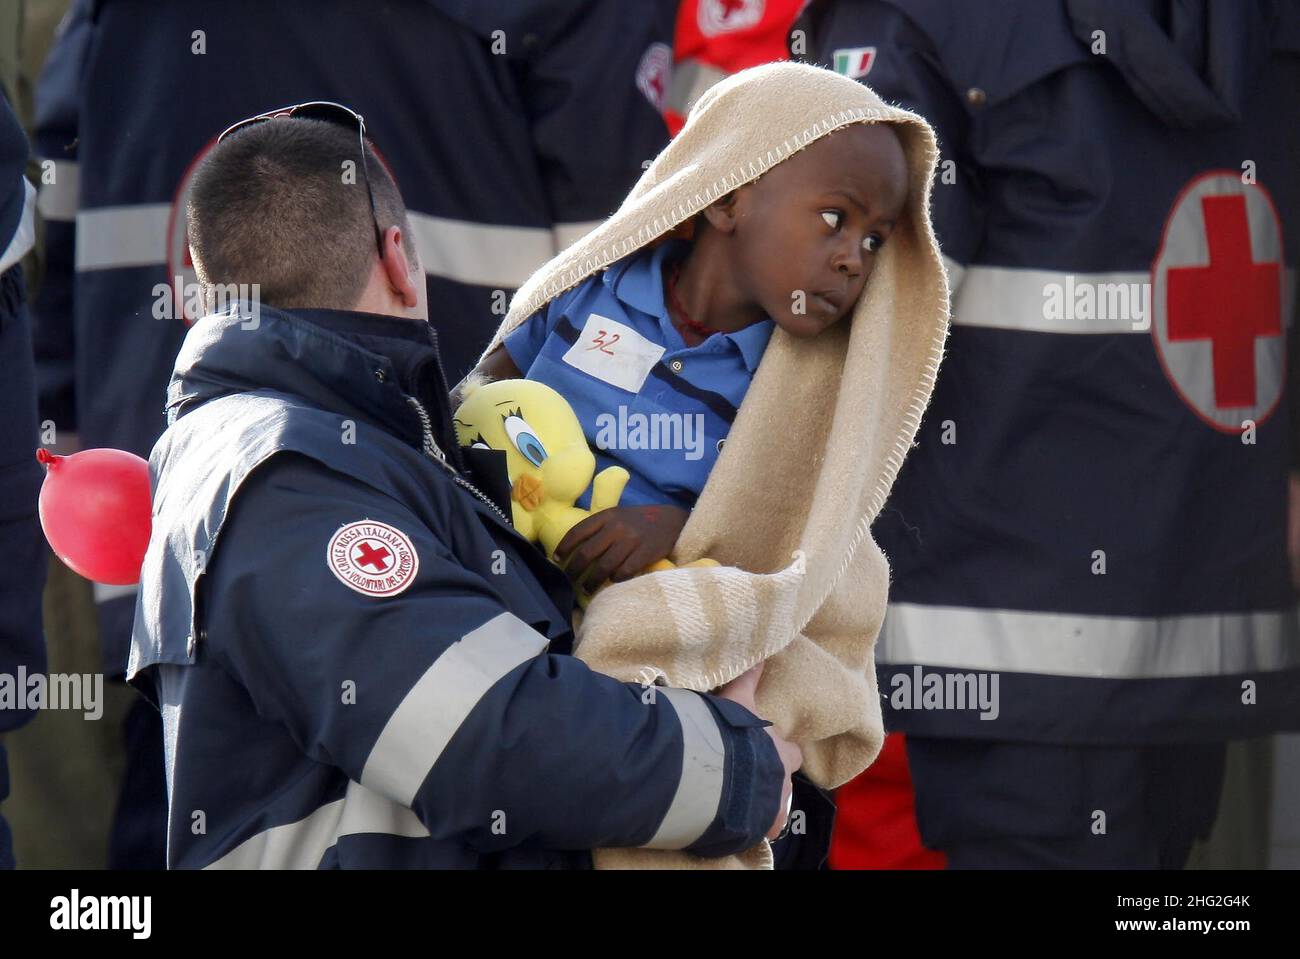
[1151,172,1287,432]
[636,42,672,112]
[698,0,764,36]
[167,139,218,326]
[353,541,392,573]
[328,521,419,596]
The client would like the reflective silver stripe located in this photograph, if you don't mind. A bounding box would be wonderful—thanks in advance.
[93,582,139,604]
[0,179,35,274]
[665,57,728,117]
[878,602,1300,679]
[950,264,1297,335]
[70,203,560,287]
[941,254,965,296]
[642,687,727,849]
[76,203,171,270]
[953,265,1150,334]
[553,220,603,254]
[360,611,548,805]
[407,212,554,288]
[36,160,80,222]
[204,780,429,870]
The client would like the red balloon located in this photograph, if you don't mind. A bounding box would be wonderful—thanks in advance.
[36,448,152,586]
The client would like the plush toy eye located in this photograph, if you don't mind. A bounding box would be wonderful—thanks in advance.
[502,413,548,467]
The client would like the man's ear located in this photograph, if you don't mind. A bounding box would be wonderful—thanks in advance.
[700,191,740,235]
[380,225,420,308]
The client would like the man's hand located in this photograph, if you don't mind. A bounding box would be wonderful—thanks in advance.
[553,504,689,592]
[714,662,802,842]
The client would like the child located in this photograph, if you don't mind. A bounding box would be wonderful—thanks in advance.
[464,60,949,870]
[469,80,909,594]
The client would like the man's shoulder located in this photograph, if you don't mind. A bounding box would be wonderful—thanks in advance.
[159,390,443,509]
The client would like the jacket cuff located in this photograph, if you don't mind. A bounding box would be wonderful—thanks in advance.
[683,695,785,858]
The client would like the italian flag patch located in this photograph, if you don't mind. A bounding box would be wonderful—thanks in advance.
[833,46,877,80]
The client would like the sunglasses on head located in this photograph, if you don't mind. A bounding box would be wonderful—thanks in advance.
[218,101,386,259]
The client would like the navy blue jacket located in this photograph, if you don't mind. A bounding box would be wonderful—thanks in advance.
[0,87,25,254]
[0,90,47,869]
[811,0,1300,743]
[29,0,675,674]
[0,92,46,733]
[128,303,784,868]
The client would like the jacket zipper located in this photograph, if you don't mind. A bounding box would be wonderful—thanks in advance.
[405,395,511,526]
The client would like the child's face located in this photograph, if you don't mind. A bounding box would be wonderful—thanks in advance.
[721,123,909,338]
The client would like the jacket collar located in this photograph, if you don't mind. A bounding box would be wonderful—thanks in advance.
[167,304,465,471]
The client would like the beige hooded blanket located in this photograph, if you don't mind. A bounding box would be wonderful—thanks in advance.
[480,61,950,869]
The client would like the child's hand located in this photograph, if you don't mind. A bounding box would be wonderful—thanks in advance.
[553,504,689,593]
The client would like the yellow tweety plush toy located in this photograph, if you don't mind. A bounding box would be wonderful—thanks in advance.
[452,378,714,593]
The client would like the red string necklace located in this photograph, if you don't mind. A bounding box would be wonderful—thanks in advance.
[666,261,717,343]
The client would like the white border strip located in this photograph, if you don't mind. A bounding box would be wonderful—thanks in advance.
[36,160,80,222]
[76,204,171,271]
[92,582,139,604]
[642,687,727,849]
[204,779,429,870]
[946,263,1296,335]
[72,203,571,287]
[878,602,1300,679]
[360,611,548,805]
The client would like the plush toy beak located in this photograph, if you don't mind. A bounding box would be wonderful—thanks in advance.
[511,473,545,512]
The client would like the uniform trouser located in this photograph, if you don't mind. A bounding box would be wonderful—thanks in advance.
[0,743,13,869]
[905,737,1227,869]
[2,562,166,868]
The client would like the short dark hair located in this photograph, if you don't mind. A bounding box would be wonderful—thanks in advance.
[186,117,416,310]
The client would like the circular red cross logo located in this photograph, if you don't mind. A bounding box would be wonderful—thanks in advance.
[327,521,419,597]
[698,0,765,37]
[166,138,219,326]
[1151,172,1287,432]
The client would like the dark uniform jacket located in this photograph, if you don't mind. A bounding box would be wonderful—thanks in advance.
[128,304,784,868]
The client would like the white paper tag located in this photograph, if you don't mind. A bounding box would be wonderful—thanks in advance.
[562,313,666,394]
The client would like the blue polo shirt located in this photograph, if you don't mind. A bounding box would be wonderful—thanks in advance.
[503,239,773,510]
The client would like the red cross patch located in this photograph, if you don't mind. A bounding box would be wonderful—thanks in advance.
[167,139,219,326]
[327,521,419,597]
[1151,172,1288,432]
[698,0,765,37]
[636,42,672,112]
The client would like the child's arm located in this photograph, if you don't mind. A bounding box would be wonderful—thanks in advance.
[552,504,691,593]
[473,344,523,382]
[450,345,522,407]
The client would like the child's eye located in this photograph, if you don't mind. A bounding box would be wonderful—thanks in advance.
[821,210,842,230]
[862,234,885,254]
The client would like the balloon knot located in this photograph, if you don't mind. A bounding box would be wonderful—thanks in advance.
[35,448,58,468]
